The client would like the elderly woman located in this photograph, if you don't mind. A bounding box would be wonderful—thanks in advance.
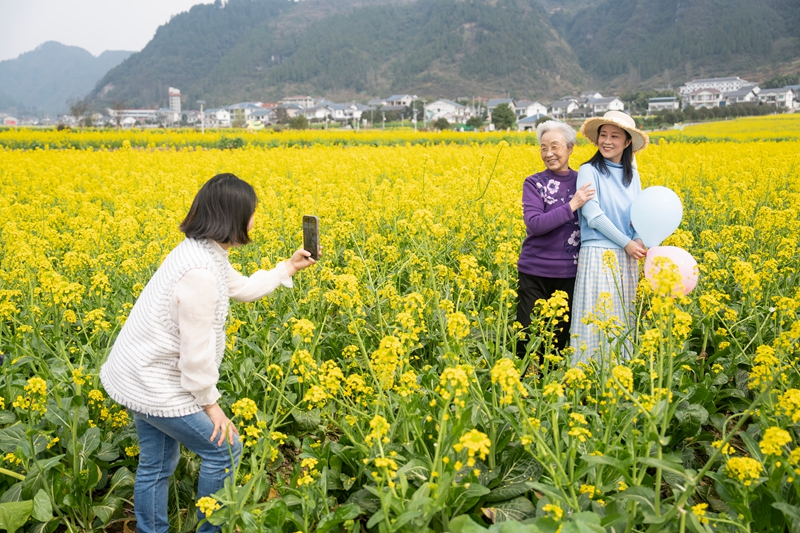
[571,111,649,361]
[517,120,595,358]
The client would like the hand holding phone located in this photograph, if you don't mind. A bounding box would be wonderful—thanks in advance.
[302,215,320,261]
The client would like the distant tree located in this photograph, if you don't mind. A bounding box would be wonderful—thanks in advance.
[433,117,450,130]
[534,115,552,127]
[275,107,289,124]
[67,96,91,130]
[491,103,515,130]
[288,115,309,130]
[231,109,246,128]
[465,116,483,129]
[111,100,126,131]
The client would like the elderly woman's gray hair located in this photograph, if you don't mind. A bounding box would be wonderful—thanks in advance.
[536,120,577,148]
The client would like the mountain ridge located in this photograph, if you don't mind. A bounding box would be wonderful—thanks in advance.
[0,41,133,114]
[6,0,799,113]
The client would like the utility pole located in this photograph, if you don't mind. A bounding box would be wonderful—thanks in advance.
[197,100,205,134]
[413,109,418,132]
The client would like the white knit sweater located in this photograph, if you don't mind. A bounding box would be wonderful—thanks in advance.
[100,238,292,417]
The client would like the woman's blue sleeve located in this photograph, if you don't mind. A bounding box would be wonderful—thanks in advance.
[578,165,632,248]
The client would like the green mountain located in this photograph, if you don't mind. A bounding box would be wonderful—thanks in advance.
[0,42,132,114]
[562,0,800,90]
[91,0,585,107]
[89,0,800,108]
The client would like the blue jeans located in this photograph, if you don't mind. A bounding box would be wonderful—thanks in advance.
[133,411,242,533]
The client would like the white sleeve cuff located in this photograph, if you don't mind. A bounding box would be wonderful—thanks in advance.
[276,261,294,288]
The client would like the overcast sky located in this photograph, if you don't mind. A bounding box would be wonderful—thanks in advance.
[0,0,212,62]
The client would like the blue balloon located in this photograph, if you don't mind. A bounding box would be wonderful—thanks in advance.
[630,186,683,248]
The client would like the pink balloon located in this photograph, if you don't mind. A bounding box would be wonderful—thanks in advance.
[644,246,699,295]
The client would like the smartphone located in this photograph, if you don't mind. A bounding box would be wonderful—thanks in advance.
[302,215,320,261]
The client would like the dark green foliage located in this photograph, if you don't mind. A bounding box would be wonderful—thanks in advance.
[491,103,516,130]
[643,102,780,131]
[763,73,800,89]
[433,117,450,130]
[563,0,800,82]
[466,116,484,128]
[90,0,583,107]
[288,115,309,130]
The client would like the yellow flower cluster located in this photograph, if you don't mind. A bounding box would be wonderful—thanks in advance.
[436,365,475,408]
[197,496,221,518]
[231,398,258,421]
[760,427,792,456]
[726,457,762,487]
[490,358,527,405]
[453,429,491,466]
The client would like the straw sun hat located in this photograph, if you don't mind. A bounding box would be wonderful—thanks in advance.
[580,110,649,152]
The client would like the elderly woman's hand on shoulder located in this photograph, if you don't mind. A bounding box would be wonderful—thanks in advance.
[569,183,596,212]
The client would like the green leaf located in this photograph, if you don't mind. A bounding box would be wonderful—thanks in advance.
[498,521,543,533]
[291,409,321,431]
[0,412,15,425]
[92,496,122,524]
[43,406,71,429]
[393,509,424,530]
[0,483,21,504]
[0,426,26,454]
[638,457,686,476]
[94,442,120,462]
[31,489,52,522]
[21,455,64,499]
[674,402,709,436]
[28,520,59,533]
[0,500,34,533]
[485,447,541,503]
[737,430,763,461]
[483,496,536,523]
[76,426,101,467]
[316,503,361,533]
[773,502,800,526]
[450,515,489,533]
[615,486,656,512]
[107,466,135,496]
[526,482,564,504]
[346,488,380,515]
[451,483,491,515]
[580,454,633,483]
[366,508,386,529]
[712,373,729,386]
[397,459,430,486]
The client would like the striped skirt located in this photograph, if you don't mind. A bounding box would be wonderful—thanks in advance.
[570,246,639,363]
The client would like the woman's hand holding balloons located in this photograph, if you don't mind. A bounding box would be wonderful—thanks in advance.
[624,238,647,260]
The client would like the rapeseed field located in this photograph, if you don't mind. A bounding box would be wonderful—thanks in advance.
[1,120,799,532]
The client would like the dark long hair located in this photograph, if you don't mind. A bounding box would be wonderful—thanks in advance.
[180,173,257,245]
[583,128,635,186]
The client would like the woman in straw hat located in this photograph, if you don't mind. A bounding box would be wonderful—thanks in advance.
[571,110,649,361]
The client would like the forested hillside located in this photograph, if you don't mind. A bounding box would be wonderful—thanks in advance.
[563,0,800,89]
[88,0,800,108]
